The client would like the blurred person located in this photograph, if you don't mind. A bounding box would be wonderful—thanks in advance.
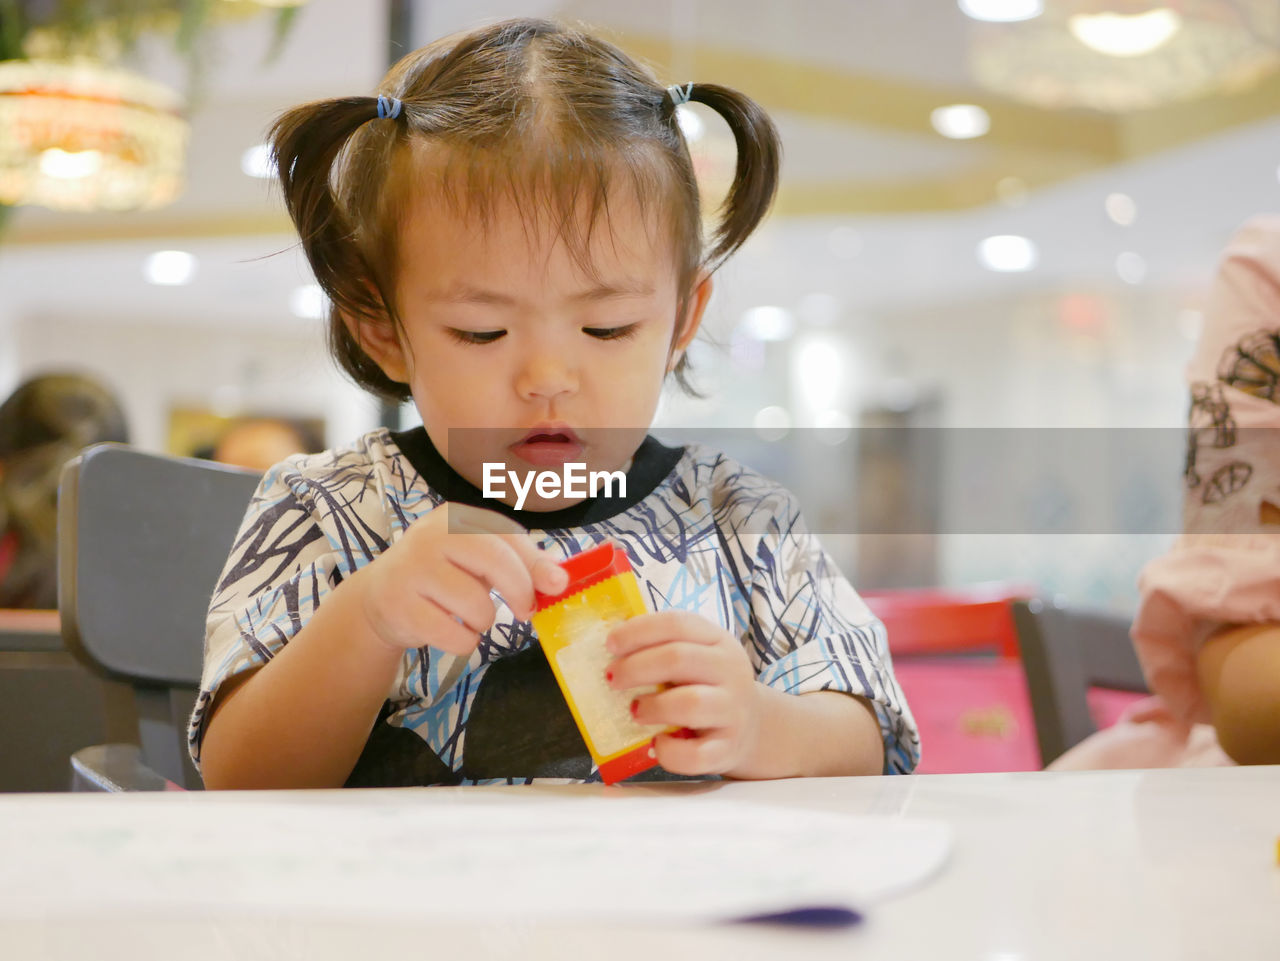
[1132,215,1280,766]
[0,372,128,609]
[211,417,317,472]
[1054,216,1280,769]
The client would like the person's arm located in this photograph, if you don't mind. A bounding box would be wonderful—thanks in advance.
[199,503,568,790]
[1196,623,1280,765]
[199,567,404,790]
[725,687,884,779]
[607,611,887,779]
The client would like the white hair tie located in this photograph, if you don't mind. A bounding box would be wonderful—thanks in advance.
[666,83,694,106]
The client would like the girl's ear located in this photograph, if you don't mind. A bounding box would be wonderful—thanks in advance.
[669,273,713,369]
[343,312,410,383]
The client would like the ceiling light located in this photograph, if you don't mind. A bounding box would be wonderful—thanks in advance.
[240,143,275,179]
[930,104,990,140]
[794,336,844,412]
[753,405,791,441]
[0,59,187,211]
[977,235,1038,272]
[1105,192,1137,226]
[38,148,103,180]
[742,305,795,342]
[1116,251,1147,285]
[1069,9,1181,58]
[289,283,328,320]
[970,1,1277,112]
[958,0,1042,22]
[675,106,704,143]
[143,250,196,286]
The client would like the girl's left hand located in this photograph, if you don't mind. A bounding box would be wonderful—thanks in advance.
[605,611,762,776]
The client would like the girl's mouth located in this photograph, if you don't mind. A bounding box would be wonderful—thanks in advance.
[509,426,585,467]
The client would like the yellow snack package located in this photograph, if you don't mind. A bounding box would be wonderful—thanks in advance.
[531,542,665,783]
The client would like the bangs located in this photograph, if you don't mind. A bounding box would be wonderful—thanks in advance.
[389,133,701,290]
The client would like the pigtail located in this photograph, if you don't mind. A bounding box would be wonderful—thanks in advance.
[270,97,411,400]
[677,82,781,268]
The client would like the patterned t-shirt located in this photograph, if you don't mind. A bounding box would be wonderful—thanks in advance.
[190,427,920,783]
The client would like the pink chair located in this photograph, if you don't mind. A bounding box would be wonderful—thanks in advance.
[861,582,1031,659]
[863,583,1040,774]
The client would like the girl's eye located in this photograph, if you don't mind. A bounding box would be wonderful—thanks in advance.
[583,324,639,341]
[447,329,506,345]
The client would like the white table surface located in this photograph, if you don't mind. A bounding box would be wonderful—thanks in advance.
[4,765,1278,961]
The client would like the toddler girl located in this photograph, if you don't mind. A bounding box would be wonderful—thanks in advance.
[194,18,918,788]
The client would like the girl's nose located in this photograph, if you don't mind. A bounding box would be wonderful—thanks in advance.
[515,348,579,401]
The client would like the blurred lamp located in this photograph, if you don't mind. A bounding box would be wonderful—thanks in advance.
[742,305,796,342]
[753,406,792,441]
[240,143,275,179]
[1104,191,1137,225]
[959,0,1044,22]
[674,105,704,143]
[0,59,187,211]
[289,283,327,320]
[1068,8,1182,57]
[930,103,991,139]
[143,250,196,286]
[969,0,1280,112]
[1115,250,1146,285]
[977,234,1038,272]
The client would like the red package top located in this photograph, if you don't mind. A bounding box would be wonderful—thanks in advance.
[534,541,632,611]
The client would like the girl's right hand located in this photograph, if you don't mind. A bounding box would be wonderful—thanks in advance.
[353,502,568,656]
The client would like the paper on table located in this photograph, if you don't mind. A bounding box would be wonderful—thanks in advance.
[0,794,949,923]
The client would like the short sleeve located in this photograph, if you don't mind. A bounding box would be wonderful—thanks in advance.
[748,502,920,774]
[186,458,392,771]
[1132,216,1280,724]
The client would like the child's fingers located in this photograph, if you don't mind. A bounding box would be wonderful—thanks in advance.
[440,534,539,620]
[496,533,569,597]
[608,640,724,689]
[416,556,500,634]
[651,729,732,776]
[630,684,729,730]
[442,503,568,597]
[605,610,724,657]
[406,595,484,656]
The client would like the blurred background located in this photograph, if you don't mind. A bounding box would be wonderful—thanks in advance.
[3,0,1279,607]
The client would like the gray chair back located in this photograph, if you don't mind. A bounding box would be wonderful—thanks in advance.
[1012,598,1150,766]
[57,443,260,789]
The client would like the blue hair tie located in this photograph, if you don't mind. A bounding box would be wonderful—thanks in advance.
[376,95,403,120]
[666,83,694,107]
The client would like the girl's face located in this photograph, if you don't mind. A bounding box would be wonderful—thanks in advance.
[352,186,711,511]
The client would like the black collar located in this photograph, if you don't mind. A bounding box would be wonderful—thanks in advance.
[389,427,685,530]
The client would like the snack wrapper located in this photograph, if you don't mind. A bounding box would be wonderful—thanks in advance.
[532,542,665,784]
